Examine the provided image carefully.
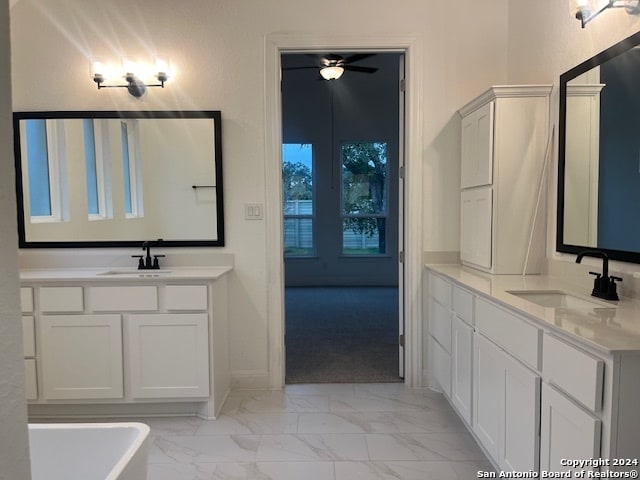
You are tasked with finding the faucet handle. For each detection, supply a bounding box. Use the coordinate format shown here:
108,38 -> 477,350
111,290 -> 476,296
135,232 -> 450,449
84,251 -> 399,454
607,276 -> 622,301
152,255 -> 165,269
132,255 -> 144,269
589,271 -> 604,296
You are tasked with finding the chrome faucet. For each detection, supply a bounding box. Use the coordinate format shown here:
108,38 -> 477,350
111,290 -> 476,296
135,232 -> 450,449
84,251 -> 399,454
132,240 -> 165,270
575,250 -> 621,301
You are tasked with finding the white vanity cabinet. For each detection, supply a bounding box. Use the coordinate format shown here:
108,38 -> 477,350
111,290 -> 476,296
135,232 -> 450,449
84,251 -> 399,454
425,266 -> 640,474
458,85 -> 552,274
427,270 -> 542,471
21,267 -> 231,419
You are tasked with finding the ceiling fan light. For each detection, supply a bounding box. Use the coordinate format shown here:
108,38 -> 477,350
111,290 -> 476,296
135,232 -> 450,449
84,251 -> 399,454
320,66 -> 344,80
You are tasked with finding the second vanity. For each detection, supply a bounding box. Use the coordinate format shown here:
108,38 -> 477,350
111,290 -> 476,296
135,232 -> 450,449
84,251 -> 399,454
19,266 -> 231,420
425,264 -> 640,474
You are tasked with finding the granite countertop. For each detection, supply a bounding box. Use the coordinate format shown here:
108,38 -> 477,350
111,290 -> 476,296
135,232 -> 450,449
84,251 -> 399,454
20,266 -> 232,283
426,264 -> 640,354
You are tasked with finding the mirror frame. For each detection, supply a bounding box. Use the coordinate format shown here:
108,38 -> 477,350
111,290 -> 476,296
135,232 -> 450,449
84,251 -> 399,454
557,30 -> 640,263
13,110 -> 225,248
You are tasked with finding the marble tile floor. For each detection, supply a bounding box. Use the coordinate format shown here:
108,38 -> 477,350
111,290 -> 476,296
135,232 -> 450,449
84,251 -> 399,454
140,383 -> 494,480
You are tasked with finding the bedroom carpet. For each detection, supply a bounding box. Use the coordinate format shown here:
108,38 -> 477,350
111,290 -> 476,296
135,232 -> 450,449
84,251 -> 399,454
285,286 -> 402,384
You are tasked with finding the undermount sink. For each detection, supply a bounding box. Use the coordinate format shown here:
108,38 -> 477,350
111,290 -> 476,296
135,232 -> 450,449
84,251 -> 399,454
98,269 -> 172,276
506,290 -> 614,309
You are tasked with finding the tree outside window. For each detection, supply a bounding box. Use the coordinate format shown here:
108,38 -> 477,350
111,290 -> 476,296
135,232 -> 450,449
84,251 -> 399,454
342,142 -> 388,255
282,144 -> 314,256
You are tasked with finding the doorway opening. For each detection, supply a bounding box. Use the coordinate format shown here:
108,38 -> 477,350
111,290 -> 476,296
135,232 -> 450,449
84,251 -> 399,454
281,51 -> 405,384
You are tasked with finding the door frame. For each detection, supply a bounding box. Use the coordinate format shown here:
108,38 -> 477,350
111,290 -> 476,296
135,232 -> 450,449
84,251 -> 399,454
264,34 -> 424,388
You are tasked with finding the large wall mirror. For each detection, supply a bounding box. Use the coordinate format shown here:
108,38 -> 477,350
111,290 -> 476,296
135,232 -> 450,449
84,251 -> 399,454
558,30 -> 640,263
14,111 -> 224,248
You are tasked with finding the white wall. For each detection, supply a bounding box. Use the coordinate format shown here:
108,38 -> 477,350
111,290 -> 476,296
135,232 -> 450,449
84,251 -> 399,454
10,0 -> 509,387
0,0 -> 31,477
506,0 -> 640,294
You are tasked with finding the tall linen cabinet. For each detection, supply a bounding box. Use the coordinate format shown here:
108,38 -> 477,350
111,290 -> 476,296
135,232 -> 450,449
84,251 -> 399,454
459,85 -> 552,274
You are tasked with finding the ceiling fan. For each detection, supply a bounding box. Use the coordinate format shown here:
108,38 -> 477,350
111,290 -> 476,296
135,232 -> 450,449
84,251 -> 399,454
283,53 -> 378,80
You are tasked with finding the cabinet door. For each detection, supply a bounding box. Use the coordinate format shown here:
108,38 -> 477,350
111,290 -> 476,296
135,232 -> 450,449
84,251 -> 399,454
429,335 -> 451,398
472,333 -> 504,462
540,383 -> 601,474
461,102 -> 493,188
451,315 -> 473,425
41,314 -> 123,400
461,186 -> 493,269
126,313 -> 210,398
502,352 -> 540,472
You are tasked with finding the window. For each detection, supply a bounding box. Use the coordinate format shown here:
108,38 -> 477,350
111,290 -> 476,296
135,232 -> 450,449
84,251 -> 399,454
282,143 -> 314,256
22,119 -> 68,222
83,119 -> 113,220
341,142 -> 388,255
121,120 -> 144,218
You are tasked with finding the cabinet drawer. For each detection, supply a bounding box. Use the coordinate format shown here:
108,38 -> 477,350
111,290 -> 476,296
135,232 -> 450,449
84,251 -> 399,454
430,274 -> 452,308
20,287 -> 33,313
22,316 -> 35,357
89,286 -> 158,311
40,286 -> 84,312
24,359 -> 37,400
165,285 -> 208,311
476,297 -> 541,370
453,287 -> 473,325
543,334 -> 604,412
429,299 -> 451,352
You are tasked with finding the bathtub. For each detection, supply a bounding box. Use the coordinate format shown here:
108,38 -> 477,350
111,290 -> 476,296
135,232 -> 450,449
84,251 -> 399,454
28,422 -> 150,480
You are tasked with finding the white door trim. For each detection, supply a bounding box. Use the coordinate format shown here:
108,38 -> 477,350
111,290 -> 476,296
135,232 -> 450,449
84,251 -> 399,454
264,34 -> 424,388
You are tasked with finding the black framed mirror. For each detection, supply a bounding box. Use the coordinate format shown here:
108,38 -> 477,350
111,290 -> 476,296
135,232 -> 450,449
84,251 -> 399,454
14,110 -> 224,248
558,30 -> 640,263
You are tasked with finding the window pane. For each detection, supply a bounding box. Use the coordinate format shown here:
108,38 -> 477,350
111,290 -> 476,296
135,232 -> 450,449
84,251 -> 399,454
343,218 -> 386,255
284,218 -> 314,256
341,142 -> 388,255
121,122 -> 132,215
25,120 -> 52,216
83,119 -> 99,215
282,144 -> 313,209
282,143 -> 313,257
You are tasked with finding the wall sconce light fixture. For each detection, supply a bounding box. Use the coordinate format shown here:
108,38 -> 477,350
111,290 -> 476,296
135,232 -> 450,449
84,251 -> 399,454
575,0 -> 640,27
91,57 -> 171,98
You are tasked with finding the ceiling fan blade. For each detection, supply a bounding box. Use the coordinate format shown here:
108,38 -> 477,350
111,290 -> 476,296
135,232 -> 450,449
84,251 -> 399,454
282,66 -> 320,71
344,65 -> 378,74
343,53 -> 376,64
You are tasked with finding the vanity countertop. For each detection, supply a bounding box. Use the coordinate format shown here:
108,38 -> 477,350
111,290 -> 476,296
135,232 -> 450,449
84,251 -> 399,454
20,266 -> 232,283
426,264 -> 640,354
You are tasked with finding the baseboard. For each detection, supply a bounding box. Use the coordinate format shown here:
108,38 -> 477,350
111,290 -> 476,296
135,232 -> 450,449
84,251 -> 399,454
230,370 -> 273,390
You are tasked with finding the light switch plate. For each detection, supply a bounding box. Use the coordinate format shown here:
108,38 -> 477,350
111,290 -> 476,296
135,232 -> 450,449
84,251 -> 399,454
245,203 -> 264,220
